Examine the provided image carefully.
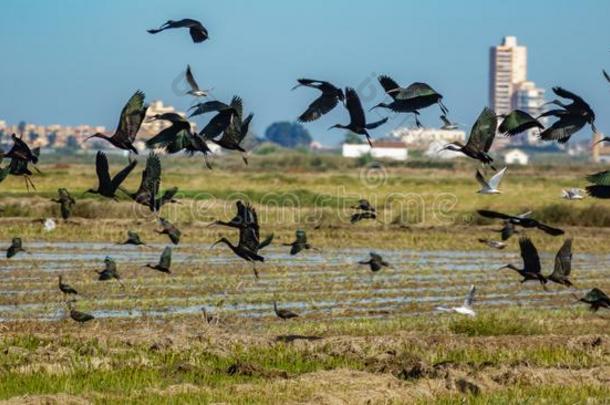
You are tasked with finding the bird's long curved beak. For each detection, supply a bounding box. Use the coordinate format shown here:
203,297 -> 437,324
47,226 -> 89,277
210,240 -> 221,249
497,265 -> 509,271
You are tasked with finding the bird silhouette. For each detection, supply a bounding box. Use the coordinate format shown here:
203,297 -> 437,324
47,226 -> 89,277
51,188 -> 76,221
478,209 -> 564,236
86,91 -> 148,154
273,301 -> 299,320
185,65 -> 210,97
95,257 -> 124,287
435,285 -> 476,317
441,108 -> 497,169
147,19 -> 209,43
119,230 -> 146,246
359,252 -> 390,272
576,288 -> 610,312
350,211 -> 378,224
145,246 -> 172,274
498,237 -> 548,288
538,87 -> 596,143
475,167 -> 507,194
351,199 -> 376,212
498,110 -> 544,136
121,153 -> 178,212
58,275 -> 78,296
67,301 -> 94,324
85,151 -> 137,200
207,96 -> 251,164
293,79 -> 345,122
585,170 -> 610,198
156,218 -> 181,245
283,230 -> 314,255
546,238 -> 574,287
2,136 -> 41,190
329,88 -> 388,147
6,237 -> 26,258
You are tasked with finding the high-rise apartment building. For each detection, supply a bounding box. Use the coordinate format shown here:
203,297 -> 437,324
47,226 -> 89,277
489,36 -> 527,116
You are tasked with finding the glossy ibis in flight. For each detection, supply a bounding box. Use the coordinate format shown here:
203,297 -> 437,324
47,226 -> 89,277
207,96 -> 251,164
6,237 -> 26,258
95,257 -> 124,287
122,153 -> 178,212
147,19 -> 209,43
210,200 -> 254,229
359,252 -> 390,272
498,237 -> 548,288
435,285 -> 476,317
58,275 -> 78,296
292,79 -> 345,122
576,288 -> 610,312
478,209 -> 564,236
538,87 -> 596,143
156,217 -> 181,245
441,108 -> 497,169
51,188 -> 76,221
330,87 -> 388,147
120,230 -> 146,246
547,238 -> 574,287
283,229 -> 314,255
145,246 -> 172,274
185,65 -> 210,97
85,152 -> 137,200
273,301 -> 299,320
498,110 -> 544,136
86,91 -> 148,154
475,167 -> 507,194
67,301 -> 94,324
5,134 -> 39,164
585,170 -> 610,198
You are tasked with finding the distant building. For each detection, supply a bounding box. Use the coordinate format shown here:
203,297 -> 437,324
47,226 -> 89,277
513,81 -> 548,145
504,148 -> 529,165
391,127 -> 465,151
593,132 -> 610,163
141,100 -> 195,137
342,140 -> 408,161
489,36 -> 527,116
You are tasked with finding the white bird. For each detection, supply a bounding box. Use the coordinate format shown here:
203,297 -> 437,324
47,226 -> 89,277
44,218 -> 56,232
435,285 -> 476,317
561,188 -> 585,200
440,114 -> 459,130
185,65 -> 210,97
475,167 -> 507,194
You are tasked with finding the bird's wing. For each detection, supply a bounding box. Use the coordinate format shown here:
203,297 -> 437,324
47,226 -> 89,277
377,75 -> 402,100
365,117 -> 389,130
539,115 -> 586,143
189,101 -> 230,117
586,185 -> 610,198
552,87 -> 589,107
189,27 -> 208,43
110,159 -> 137,191
604,69 -> 610,84
258,233 -> 274,250
552,238 -> 573,278
229,96 -> 244,121
238,113 -> 254,143
536,222 -> 565,236
402,82 -> 439,99
519,237 -> 542,274
344,88 -> 366,128
464,285 -> 476,307
200,110 -> 234,140
299,93 -> 340,122
185,65 -> 199,91
466,108 -> 497,152
440,115 -> 451,126
160,246 -> 172,269
499,110 -> 543,136
488,167 -> 507,190
146,125 -> 188,150
134,153 -> 161,200
501,222 -> 514,241
475,169 -> 489,189
477,210 -> 513,220
95,151 -> 112,189
586,170 -> 610,186
117,90 -> 147,143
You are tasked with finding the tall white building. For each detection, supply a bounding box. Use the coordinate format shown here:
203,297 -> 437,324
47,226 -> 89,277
513,81 -> 547,144
489,36 -> 527,116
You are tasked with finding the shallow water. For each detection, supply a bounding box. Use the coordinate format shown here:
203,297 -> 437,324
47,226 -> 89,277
0,242 -> 608,322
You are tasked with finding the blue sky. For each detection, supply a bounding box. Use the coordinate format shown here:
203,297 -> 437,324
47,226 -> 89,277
0,0 -> 608,145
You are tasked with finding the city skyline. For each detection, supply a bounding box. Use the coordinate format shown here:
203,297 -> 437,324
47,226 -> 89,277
0,0 -> 609,146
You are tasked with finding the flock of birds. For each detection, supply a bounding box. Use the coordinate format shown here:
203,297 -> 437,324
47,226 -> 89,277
1,16 -> 610,324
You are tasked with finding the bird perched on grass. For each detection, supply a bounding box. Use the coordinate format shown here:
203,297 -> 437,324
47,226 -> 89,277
575,288 -> 610,312
85,151 -> 137,200
561,188 -> 585,200
498,110 -> 544,137
51,188 -> 76,221
273,301 -> 299,320
329,88 -> 388,147
478,239 -> 506,250
538,87 -> 596,144
475,167 -> 507,194
359,252 -> 390,272
121,153 -> 178,212
145,246 -> 172,274
546,238 -> 574,287
350,211 -> 378,224
6,237 -> 26,258
292,79 -> 345,122
498,237 -> 548,288
478,209 -> 564,236
184,65 -> 210,97
351,199 -> 376,212
441,108 -> 497,169
283,230 -> 314,255
156,218 -> 181,245
95,257 -> 124,287
585,170 -> 610,198
120,230 -> 146,246
435,285 -> 476,317
67,301 -> 94,324
58,275 -> 78,297
147,18 -> 209,43
86,91 -> 148,154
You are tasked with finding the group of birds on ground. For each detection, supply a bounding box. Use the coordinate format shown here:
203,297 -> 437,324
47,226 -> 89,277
1,16 -> 610,323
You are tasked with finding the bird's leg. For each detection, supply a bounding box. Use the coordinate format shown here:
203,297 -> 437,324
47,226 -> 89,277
252,263 -> 259,280
414,115 -> 423,128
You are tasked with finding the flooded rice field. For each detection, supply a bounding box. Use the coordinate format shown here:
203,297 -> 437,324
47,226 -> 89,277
1,242 -> 609,323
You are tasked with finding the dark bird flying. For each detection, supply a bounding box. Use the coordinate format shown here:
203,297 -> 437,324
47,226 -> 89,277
147,19 -> 209,43
585,170 -> 610,198
6,237 -> 26,258
121,153 -> 178,212
538,87 -> 596,143
498,110 -> 544,136
576,288 -> 610,312
293,79 -> 345,122
441,108 -> 497,169
498,237 -> 548,288
85,151 -> 137,200
547,238 -> 574,287
478,209 -> 564,236
51,188 -> 76,221
145,246 -> 172,274
120,230 -> 146,246
283,229 -> 313,255
156,217 -> 181,245
359,252 -> 390,272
